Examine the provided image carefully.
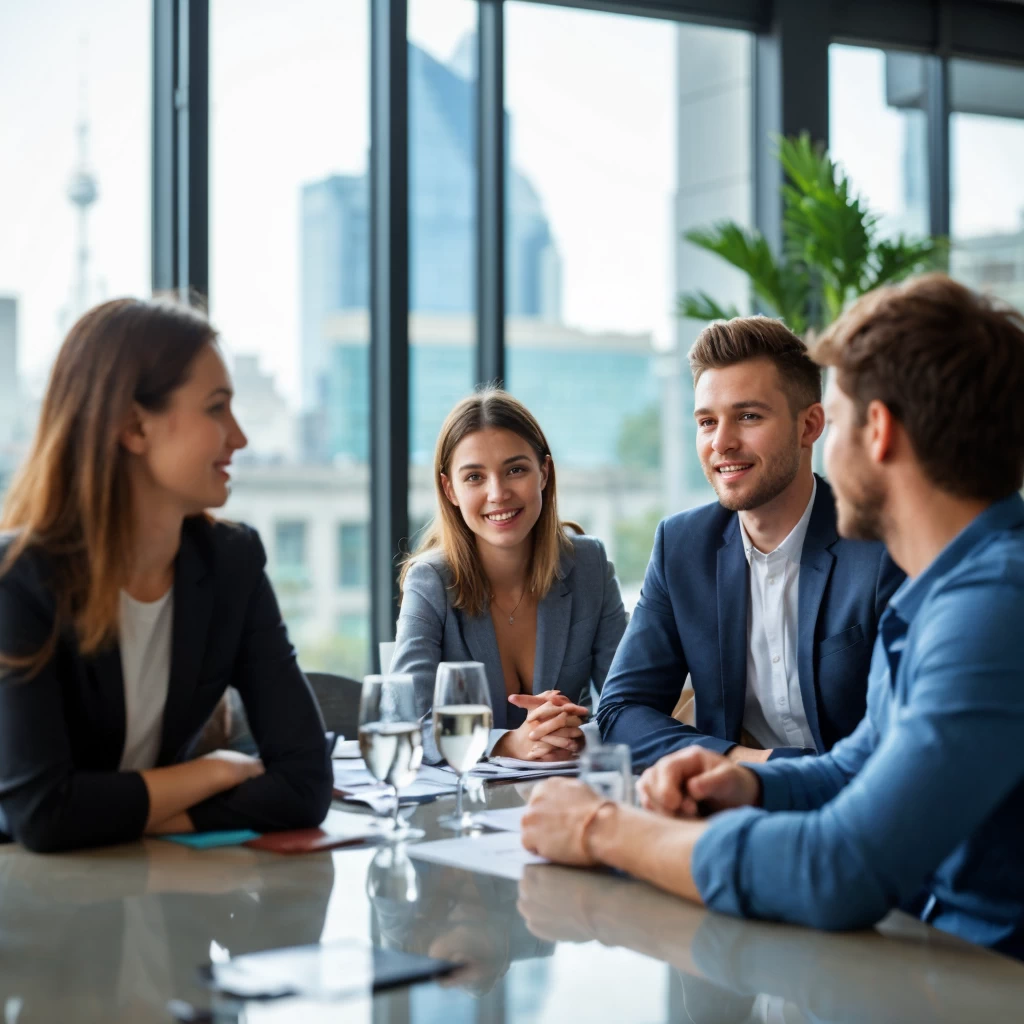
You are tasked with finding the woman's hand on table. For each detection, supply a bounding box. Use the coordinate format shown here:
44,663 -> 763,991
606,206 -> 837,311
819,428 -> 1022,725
492,690 -> 588,760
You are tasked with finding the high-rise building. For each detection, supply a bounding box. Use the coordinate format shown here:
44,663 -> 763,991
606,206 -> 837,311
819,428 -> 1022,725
319,310 -> 657,468
299,39 -> 562,442
299,176 -> 368,416
669,24 -> 753,509
231,354 -> 300,464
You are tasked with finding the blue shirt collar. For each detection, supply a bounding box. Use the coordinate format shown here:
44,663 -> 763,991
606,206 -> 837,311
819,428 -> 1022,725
888,492 -> 1024,625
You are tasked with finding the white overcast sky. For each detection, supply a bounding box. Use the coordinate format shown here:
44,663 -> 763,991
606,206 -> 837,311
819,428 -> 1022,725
2,0 -> 1023,404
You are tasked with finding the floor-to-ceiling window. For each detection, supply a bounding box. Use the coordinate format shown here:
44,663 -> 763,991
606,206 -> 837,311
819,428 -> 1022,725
504,5 -> 752,605
210,0 -> 371,677
949,59 -> 1024,310
829,45 -> 930,240
407,0 -> 478,555
0,0 -> 151,502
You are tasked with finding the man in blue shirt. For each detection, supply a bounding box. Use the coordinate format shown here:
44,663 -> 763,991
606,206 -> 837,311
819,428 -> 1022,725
522,273 -> 1024,955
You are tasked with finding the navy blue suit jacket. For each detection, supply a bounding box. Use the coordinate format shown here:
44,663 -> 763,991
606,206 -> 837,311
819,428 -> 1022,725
596,477 -> 904,769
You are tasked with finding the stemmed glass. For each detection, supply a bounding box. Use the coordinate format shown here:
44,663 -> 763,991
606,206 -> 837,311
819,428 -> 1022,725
433,661 -> 493,831
357,673 -> 425,842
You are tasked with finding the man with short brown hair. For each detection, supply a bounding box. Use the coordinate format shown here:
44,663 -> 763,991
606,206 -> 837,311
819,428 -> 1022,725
597,315 -> 902,768
525,275 -> 1024,957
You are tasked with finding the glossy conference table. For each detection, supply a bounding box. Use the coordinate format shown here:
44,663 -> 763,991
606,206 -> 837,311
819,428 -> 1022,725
2,782 -> 1024,1023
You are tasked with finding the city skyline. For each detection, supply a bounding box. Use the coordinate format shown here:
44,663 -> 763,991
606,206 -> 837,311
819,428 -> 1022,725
2,3 -> 1024,409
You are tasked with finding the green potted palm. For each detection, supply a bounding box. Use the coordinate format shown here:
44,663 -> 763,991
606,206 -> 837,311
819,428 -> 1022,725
677,134 -> 946,336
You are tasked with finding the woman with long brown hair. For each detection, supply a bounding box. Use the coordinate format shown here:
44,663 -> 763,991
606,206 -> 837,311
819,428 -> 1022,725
0,298 -> 331,852
391,388 -> 627,764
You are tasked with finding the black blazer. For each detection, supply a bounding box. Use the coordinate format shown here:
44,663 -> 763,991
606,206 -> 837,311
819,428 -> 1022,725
0,517 -> 332,852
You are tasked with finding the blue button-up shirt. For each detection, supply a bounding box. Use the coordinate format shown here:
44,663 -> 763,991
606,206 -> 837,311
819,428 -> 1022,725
692,493 -> 1024,953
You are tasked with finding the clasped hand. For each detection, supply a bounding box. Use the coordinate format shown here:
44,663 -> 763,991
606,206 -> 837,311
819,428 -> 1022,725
492,689 -> 588,761
635,746 -> 760,818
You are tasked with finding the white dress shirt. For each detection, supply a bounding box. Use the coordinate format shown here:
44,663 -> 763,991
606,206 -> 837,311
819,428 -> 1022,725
118,588 -> 173,771
737,479 -> 817,751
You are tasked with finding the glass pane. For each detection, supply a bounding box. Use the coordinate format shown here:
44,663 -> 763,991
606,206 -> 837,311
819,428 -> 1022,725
505,7 -> 753,605
950,59 -> 1024,310
407,1 -> 478,548
0,0 -> 151,500
338,523 -> 369,589
829,45 -> 929,239
275,521 -> 309,580
210,0 -> 371,676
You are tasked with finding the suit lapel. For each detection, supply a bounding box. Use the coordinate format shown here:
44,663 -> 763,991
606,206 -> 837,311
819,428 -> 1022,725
157,523 -> 214,765
796,479 -> 837,753
458,610 -> 508,728
534,550 -> 574,698
716,516 -> 749,741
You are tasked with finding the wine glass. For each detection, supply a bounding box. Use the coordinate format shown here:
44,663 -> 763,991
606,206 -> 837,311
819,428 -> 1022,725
358,673 -> 425,842
433,661 -> 493,831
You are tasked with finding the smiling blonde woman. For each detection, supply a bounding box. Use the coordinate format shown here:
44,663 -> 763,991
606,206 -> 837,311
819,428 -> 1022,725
391,387 -> 627,765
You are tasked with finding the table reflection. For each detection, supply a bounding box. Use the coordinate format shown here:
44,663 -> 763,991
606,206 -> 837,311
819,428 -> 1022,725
0,840 -> 335,1023
517,865 -> 1023,1024
367,841 -> 552,996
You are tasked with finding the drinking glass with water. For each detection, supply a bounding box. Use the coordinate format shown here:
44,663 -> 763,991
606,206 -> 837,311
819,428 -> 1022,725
358,673 -> 426,842
580,743 -> 633,804
433,661 -> 492,830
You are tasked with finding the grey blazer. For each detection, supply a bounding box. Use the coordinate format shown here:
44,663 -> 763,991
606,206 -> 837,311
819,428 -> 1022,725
391,535 -> 627,763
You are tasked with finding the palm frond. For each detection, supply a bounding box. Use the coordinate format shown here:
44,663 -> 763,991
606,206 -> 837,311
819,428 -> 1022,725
676,291 -> 741,322
675,132 -> 943,338
683,222 -> 810,330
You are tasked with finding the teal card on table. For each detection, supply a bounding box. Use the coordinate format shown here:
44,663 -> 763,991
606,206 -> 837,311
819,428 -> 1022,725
161,830 -> 261,849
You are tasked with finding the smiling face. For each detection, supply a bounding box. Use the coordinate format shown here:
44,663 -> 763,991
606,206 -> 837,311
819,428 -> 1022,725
123,343 -> 248,515
694,356 -> 813,512
441,427 -> 550,554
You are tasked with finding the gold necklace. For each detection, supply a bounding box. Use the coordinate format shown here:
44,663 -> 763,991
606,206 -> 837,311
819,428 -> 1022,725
492,588 -> 526,625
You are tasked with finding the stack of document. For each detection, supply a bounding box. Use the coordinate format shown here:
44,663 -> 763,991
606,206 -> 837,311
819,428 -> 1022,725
467,756 -> 581,782
331,756 -> 580,813
332,761 -> 457,813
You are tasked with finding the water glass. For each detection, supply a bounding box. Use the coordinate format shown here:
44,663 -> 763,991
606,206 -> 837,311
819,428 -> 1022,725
580,743 -> 633,804
433,661 -> 492,830
358,673 -> 425,842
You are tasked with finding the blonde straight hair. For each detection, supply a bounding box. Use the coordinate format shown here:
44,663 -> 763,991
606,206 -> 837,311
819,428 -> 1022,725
400,388 -> 577,617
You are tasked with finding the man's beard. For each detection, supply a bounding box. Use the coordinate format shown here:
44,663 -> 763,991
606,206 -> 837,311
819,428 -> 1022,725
705,438 -> 802,513
836,469 -> 887,542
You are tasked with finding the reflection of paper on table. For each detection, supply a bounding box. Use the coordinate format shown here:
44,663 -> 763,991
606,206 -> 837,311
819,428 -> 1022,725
475,805 -> 528,833
332,738 -> 362,759
211,940 -> 372,1000
409,829 -> 546,881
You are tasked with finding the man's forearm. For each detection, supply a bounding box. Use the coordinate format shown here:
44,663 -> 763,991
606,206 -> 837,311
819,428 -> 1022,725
600,703 -> 735,769
586,803 -> 710,905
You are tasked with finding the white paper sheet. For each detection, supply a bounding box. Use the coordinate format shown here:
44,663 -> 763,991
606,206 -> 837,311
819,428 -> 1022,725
332,761 -> 457,802
488,755 -> 581,771
474,805 -> 528,833
408,829 -> 547,881
331,738 -> 362,759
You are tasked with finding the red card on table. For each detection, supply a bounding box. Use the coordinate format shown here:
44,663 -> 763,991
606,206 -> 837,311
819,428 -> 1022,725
243,809 -> 387,854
